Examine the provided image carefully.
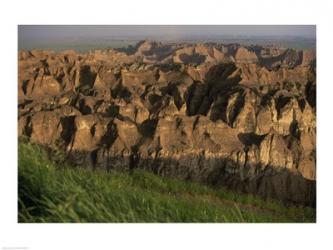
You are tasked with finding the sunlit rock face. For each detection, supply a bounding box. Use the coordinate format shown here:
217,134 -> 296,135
18,40 -> 316,206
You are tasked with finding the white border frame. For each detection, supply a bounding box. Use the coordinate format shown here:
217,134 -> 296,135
1,0 -> 333,249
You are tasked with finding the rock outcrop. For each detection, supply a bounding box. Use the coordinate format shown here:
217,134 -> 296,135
18,41 -> 316,206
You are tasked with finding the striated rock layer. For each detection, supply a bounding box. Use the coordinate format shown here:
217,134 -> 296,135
18,41 -> 316,206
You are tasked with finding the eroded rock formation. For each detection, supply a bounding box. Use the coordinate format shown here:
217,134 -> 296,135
18,41 -> 316,206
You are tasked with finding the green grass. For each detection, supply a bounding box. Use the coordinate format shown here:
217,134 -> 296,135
18,141 -> 316,223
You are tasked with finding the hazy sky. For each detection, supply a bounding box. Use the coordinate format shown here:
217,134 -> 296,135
19,25 -> 316,41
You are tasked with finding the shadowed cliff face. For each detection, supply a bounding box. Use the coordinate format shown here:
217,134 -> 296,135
18,40 -> 316,206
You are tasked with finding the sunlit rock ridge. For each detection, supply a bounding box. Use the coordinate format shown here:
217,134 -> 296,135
18,40 -> 316,206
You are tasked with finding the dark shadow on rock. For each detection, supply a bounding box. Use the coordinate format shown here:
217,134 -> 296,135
305,81 -> 316,109
184,63 -> 242,118
78,65 -> 97,89
289,120 -> 301,139
205,63 -> 238,83
60,116 -> 76,146
104,104 -> 119,117
179,53 -> 206,65
297,98 -> 306,112
238,132 -> 266,147
138,118 -> 158,138
111,83 -> 132,102
99,121 -> 118,148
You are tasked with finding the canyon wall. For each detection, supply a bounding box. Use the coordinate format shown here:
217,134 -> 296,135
18,41 -> 316,206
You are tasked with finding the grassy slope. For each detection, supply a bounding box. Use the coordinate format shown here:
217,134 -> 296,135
18,142 -> 315,223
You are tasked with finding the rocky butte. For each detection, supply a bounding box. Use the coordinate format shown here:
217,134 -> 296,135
18,40 -> 316,206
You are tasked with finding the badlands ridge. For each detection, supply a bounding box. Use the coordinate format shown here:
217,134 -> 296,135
18,40 -> 316,205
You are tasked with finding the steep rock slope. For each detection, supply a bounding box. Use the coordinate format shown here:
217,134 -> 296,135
18,41 -> 316,206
